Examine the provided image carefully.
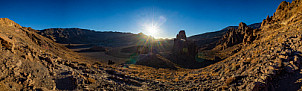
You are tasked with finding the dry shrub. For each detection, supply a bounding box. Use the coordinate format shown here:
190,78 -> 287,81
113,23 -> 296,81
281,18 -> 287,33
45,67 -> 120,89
251,59 -> 258,64
245,58 -> 252,63
87,77 -> 96,83
220,85 -> 228,90
225,77 -> 236,86
231,64 -> 240,70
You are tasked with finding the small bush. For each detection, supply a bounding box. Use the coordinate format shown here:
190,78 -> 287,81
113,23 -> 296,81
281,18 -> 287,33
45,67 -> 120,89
225,77 -> 236,85
87,78 -> 96,83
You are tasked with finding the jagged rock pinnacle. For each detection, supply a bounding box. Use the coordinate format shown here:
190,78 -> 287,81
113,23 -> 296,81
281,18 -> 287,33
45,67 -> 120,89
239,22 -> 247,30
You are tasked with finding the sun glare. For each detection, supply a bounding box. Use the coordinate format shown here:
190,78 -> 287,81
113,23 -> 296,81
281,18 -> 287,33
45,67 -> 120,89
140,16 -> 167,38
146,25 -> 158,36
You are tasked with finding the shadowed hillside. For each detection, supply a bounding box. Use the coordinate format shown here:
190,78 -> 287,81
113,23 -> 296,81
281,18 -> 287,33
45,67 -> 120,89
38,28 -> 150,47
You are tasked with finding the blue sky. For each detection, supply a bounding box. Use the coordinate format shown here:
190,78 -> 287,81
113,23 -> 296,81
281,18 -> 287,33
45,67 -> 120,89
0,0 -> 291,38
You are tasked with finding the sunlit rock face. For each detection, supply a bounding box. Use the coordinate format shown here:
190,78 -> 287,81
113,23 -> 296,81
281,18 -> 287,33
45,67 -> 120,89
0,18 -> 22,28
216,22 -> 259,50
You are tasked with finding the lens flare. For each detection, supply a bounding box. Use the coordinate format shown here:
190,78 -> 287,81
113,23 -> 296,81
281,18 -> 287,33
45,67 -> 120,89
146,25 -> 158,36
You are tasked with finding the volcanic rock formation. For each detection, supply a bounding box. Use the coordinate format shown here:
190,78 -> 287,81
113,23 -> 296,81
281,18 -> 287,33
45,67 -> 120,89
172,30 -> 197,58
169,30 -> 201,68
216,22 -> 260,50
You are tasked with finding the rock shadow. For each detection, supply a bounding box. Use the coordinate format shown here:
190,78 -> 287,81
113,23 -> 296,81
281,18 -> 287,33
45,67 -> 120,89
55,76 -> 77,90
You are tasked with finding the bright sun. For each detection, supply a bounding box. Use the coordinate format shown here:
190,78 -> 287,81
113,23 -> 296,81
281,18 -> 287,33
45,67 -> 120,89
145,25 -> 159,37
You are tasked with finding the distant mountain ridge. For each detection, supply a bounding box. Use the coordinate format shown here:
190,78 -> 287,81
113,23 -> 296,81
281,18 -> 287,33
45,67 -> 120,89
38,28 -> 149,47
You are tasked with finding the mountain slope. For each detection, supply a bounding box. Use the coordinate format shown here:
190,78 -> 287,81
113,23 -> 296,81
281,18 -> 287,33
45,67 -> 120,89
0,18 -> 155,90
184,0 -> 302,90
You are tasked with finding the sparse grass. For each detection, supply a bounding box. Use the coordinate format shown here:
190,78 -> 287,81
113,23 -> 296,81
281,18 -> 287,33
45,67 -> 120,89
114,64 -> 196,83
224,68 -> 230,74
231,63 -> 240,71
211,72 -> 219,76
220,85 -> 228,90
0,82 -> 9,91
247,67 -> 255,73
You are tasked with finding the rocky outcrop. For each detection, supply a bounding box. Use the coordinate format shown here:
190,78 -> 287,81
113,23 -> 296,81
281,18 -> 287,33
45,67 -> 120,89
261,0 -> 302,29
0,18 -> 22,28
188,23 -> 261,51
172,30 -> 197,57
169,30 -> 201,68
261,15 -> 272,27
216,22 -> 259,49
